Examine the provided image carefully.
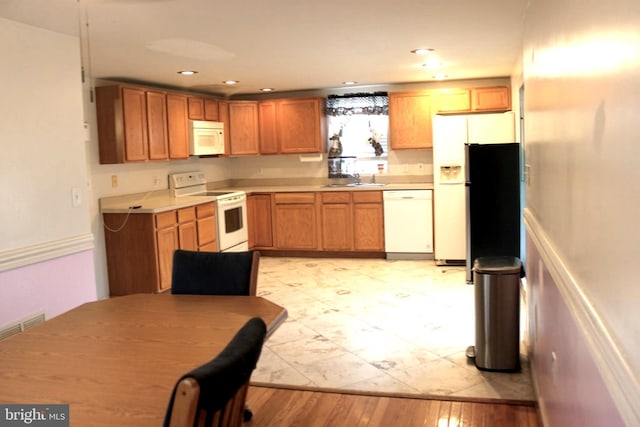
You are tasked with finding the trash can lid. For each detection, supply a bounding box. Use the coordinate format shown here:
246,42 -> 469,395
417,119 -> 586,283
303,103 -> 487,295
473,256 -> 522,274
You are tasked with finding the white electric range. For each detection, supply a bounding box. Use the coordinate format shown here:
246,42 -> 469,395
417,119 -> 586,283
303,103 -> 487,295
169,172 -> 248,252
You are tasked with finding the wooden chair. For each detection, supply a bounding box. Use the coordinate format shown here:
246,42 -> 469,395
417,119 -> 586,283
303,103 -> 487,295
171,250 -> 260,297
164,317 -> 267,427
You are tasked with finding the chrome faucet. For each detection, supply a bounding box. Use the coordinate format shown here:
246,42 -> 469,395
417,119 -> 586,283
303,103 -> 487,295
371,173 -> 376,184
351,173 -> 361,184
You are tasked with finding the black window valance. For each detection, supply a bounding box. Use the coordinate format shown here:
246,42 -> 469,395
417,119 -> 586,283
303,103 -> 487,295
326,92 -> 388,116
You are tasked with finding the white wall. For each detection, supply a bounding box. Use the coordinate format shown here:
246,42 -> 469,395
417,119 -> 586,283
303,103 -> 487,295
0,17 -> 96,326
522,0 -> 640,424
0,17 -> 90,252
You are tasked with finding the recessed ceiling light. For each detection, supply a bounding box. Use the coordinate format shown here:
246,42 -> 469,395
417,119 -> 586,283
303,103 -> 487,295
421,58 -> 444,69
342,81 -> 358,85
177,70 -> 198,75
433,73 -> 448,80
222,80 -> 239,85
260,88 -> 274,92
411,48 -> 434,55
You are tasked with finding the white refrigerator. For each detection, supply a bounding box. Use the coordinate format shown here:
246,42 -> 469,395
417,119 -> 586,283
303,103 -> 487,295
432,112 -> 515,265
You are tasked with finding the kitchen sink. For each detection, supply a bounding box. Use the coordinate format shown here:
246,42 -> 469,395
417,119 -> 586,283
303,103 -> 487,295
324,182 -> 386,188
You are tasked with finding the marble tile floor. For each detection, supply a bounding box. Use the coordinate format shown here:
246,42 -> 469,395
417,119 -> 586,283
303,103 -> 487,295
252,256 -> 536,402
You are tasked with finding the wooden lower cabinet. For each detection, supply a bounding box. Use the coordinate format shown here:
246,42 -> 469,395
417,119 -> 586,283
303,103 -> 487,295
251,190 -> 384,253
196,203 -> 217,252
320,191 -> 384,251
273,193 -> 319,250
248,194 -> 274,248
352,191 -> 384,251
103,202 -> 217,296
321,192 -> 353,250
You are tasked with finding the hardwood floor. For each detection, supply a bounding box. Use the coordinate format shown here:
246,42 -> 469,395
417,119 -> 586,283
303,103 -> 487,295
246,386 -> 542,427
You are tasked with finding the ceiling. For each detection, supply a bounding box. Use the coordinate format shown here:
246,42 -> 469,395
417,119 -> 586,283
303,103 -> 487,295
1,0 -> 528,97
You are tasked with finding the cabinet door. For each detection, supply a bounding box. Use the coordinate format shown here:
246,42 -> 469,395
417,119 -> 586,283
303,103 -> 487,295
166,94 -> 190,159
204,99 -> 219,121
436,89 -> 471,114
229,101 -> 260,155
156,226 -> 178,292
472,86 -> 511,111
122,87 -> 149,161
273,193 -> 318,249
321,203 -> 353,250
247,194 -> 273,248
258,101 -> 278,154
353,203 -> 384,251
178,222 -> 198,250
146,90 -> 169,160
389,92 -> 433,149
197,216 -> 217,250
277,98 -> 323,153
188,96 -> 205,120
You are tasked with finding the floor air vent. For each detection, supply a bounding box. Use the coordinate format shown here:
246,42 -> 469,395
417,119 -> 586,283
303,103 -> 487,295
0,312 -> 46,341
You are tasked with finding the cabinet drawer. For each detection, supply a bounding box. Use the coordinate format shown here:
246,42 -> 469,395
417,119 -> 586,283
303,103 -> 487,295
177,207 -> 196,223
353,191 -> 382,203
196,202 -> 215,218
199,241 -> 218,252
155,211 -> 177,229
321,192 -> 351,203
274,192 -> 316,204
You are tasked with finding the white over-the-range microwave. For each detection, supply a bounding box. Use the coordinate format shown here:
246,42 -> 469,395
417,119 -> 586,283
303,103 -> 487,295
189,120 -> 224,156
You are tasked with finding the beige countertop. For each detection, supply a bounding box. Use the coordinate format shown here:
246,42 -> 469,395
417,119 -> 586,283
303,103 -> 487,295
100,182 -> 434,214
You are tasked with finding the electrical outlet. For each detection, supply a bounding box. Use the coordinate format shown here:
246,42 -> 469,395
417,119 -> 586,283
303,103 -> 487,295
152,176 -> 161,187
111,175 -> 118,188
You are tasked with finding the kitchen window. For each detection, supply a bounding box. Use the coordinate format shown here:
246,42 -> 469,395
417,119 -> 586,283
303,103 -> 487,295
326,92 -> 388,174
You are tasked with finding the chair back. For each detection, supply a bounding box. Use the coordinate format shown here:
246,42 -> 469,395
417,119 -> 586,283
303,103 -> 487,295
171,250 -> 260,296
164,317 -> 267,427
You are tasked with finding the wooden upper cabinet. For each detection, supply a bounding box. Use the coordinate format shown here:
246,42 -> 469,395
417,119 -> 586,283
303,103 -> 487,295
389,91 -> 433,149
228,101 -> 260,155
276,97 -> 324,154
96,85 -> 149,163
436,89 -> 471,113
204,99 -> 219,121
188,96 -> 220,121
166,93 -> 190,159
472,86 -> 511,111
187,96 -> 205,120
121,87 -> 149,161
258,101 -> 278,154
145,90 -> 169,160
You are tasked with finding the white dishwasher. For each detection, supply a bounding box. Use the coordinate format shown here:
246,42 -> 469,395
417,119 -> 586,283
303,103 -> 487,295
383,190 -> 433,259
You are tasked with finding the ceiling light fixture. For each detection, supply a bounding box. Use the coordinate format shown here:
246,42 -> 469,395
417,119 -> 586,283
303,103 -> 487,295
177,70 -> 198,75
342,81 -> 358,85
433,73 -> 448,80
411,48 -> 434,55
421,58 -> 444,69
260,88 -> 274,92
222,80 -> 239,85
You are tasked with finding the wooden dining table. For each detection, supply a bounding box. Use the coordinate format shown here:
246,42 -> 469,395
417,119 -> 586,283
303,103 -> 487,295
0,293 -> 287,426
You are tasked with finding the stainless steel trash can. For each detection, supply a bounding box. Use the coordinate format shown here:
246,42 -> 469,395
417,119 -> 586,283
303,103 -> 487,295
473,256 -> 522,371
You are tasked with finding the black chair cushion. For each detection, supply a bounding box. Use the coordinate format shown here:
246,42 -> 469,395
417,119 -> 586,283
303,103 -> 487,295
171,250 -> 254,296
